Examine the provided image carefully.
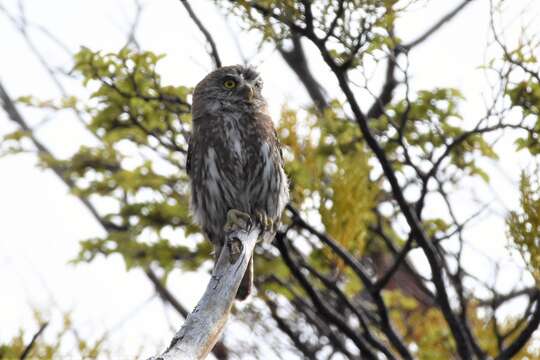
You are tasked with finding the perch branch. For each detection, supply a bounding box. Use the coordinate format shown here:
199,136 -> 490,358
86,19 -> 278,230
151,224 -> 260,360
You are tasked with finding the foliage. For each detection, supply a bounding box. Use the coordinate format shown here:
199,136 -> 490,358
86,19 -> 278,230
49,48 -> 206,273
507,170 -> 540,283
377,88 -> 498,182
279,102 -> 377,256
0,311 -> 110,360
218,0 -> 408,67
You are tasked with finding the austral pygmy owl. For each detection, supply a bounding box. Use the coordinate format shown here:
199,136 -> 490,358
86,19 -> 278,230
187,65 -> 289,300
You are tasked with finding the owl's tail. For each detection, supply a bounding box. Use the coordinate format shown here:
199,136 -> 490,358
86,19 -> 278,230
236,255 -> 253,300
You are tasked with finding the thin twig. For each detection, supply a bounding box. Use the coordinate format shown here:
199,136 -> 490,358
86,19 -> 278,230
124,0 -> 144,49
402,0 -> 476,51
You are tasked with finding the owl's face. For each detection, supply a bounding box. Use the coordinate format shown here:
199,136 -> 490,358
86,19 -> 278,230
192,65 -> 266,115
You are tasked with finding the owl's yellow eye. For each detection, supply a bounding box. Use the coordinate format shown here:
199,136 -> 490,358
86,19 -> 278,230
223,79 -> 237,89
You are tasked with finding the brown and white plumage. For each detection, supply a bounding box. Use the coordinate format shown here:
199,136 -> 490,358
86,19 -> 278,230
187,65 -> 289,300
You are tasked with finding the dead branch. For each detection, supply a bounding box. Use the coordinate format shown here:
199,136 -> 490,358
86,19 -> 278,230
150,224 -> 260,360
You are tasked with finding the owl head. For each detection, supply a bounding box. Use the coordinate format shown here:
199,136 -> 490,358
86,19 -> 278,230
192,65 -> 265,116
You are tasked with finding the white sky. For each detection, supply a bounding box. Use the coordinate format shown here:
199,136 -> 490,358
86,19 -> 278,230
1,0 -> 539,359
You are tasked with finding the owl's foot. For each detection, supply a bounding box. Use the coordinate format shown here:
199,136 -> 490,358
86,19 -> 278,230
224,209 -> 252,233
224,209 -> 252,264
255,210 -> 275,233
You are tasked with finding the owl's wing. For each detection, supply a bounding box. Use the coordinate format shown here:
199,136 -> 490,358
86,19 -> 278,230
256,112 -> 285,164
186,136 -> 193,176
187,113 -> 221,176
264,115 -> 285,170
274,127 -> 284,166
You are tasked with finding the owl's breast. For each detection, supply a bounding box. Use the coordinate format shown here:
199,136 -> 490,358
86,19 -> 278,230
222,114 -> 246,167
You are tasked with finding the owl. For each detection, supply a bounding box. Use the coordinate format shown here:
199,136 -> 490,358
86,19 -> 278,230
187,65 -> 289,300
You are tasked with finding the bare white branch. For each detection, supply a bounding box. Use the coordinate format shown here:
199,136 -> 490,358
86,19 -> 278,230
150,224 -> 260,360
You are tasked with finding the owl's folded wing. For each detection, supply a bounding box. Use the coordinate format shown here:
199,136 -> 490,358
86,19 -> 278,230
186,136 -> 193,176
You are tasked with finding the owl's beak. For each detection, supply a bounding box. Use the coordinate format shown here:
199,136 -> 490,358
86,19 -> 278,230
240,84 -> 254,101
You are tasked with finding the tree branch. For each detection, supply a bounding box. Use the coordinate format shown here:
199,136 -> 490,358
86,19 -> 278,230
124,0 -> 143,50
298,260 -> 396,359
0,81 -> 108,228
335,65 -> 475,359
287,206 -> 412,359
151,224 -> 260,360
275,232 -> 377,359
146,268 -> 189,318
19,322 -> 48,360
270,14 -> 477,353
179,0 -> 222,69
366,52 -> 398,120
265,297 -> 318,360
402,0 -> 475,51
278,34 -> 328,112
495,291 -> 540,359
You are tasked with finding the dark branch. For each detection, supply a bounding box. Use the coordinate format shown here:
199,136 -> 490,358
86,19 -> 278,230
19,322 -> 48,360
495,291 -> 540,359
124,0 -> 143,50
478,287 -> 539,308
402,0 -> 476,51
0,81 -> 108,228
263,7 -> 477,354
373,236 -> 413,292
298,260 -> 396,359
275,232 -> 377,359
146,268 -> 189,317
366,52 -> 398,120
278,34 -> 328,112
287,206 -> 413,359
265,297 -> 318,360
179,0 -> 222,69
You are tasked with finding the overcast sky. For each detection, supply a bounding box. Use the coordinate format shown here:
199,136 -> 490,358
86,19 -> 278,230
1,0 -> 539,358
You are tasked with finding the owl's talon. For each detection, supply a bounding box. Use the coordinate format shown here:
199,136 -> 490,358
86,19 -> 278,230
255,211 -> 274,233
224,209 -> 252,232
